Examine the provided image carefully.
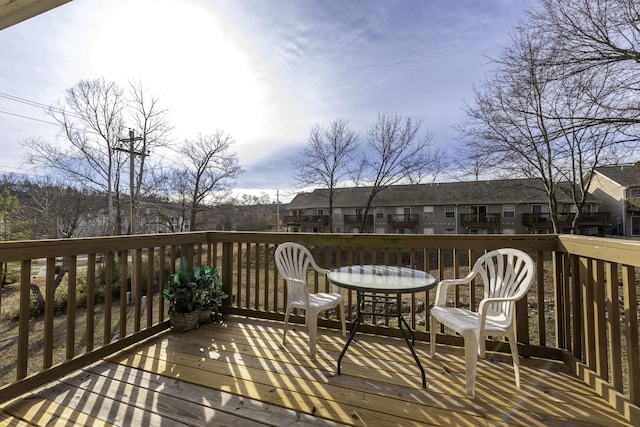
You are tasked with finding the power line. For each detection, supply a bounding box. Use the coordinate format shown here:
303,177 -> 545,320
0,110 -> 57,126
0,91 -> 83,120
0,92 -> 52,110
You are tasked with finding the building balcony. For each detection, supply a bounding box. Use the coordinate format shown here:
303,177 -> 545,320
387,213 -> 419,227
460,213 -> 501,228
522,212 -> 610,227
283,215 -> 329,227
0,232 -> 638,425
343,214 -> 373,227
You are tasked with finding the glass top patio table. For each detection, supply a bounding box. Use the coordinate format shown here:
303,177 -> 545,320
327,265 -> 436,293
327,265 -> 437,388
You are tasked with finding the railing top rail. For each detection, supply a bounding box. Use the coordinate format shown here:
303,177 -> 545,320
557,234 -> 640,266
0,231 -> 560,262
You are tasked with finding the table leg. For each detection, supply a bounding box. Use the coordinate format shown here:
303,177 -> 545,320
397,294 -> 427,388
337,291 -> 363,375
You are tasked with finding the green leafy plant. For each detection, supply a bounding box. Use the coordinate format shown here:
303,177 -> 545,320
162,256 -> 227,314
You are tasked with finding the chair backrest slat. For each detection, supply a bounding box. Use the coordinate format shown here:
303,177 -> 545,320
473,248 -> 535,325
275,242 -> 313,304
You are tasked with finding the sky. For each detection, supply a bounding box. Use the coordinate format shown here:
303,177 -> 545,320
0,0 -> 534,202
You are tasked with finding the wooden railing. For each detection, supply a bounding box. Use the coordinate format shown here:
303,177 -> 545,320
0,231 -> 638,421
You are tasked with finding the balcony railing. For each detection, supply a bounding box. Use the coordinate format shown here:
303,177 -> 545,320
522,212 -> 611,227
387,213 -> 419,227
0,232 -> 638,422
343,214 -> 373,226
460,213 -> 501,227
283,215 -> 329,226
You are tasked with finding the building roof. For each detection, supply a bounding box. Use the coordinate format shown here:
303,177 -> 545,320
288,178 -> 587,209
593,163 -> 640,188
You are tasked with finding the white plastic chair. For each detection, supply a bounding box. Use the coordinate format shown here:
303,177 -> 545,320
275,242 -> 346,359
430,248 -> 535,398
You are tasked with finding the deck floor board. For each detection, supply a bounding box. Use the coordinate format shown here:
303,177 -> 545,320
0,316 -> 634,426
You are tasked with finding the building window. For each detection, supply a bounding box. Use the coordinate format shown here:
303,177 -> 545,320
502,228 -> 516,234
424,206 -> 434,218
632,215 -> 640,236
629,187 -> 640,198
445,227 -> 455,234
375,227 -> 386,234
423,227 -> 434,235
445,205 -> 455,218
503,205 -> 515,218
375,207 -> 384,219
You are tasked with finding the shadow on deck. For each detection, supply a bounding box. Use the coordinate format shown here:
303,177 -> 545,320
0,315 -> 633,426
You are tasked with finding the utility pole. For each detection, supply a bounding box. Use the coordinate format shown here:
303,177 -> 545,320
116,129 -> 144,235
116,129 -> 145,307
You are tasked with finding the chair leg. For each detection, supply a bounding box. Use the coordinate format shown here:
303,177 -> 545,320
507,328 -> 521,388
282,306 -> 290,346
339,302 -> 346,337
478,334 -> 486,359
430,315 -> 437,357
463,331 -> 478,399
307,311 -> 318,359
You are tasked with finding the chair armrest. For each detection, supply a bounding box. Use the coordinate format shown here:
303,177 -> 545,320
434,271 -> 477,306
476,296 -> 521,333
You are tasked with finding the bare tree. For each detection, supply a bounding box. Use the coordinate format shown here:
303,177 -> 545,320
527,0 -> 640,130
462,26 -> 631,232
292,119 -> 359,232
127,78 -> 172,211
23,78 -> 171,235
170,132 -> 242,231
357,112 -> 445,232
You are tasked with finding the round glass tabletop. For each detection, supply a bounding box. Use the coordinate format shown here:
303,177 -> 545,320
327,265 -> 436,293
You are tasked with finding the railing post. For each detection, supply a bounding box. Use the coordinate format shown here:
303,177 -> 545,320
222,241 -> 234,309
622,265 -> 640,405
17,260 -> 31,380
553,251 -> 566,349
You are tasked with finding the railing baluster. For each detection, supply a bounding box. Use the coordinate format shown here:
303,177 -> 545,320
159,246 -> 166,322
119,251 -> 128,339
593,259 -> 608,380
536,251 -> 545,346
44,257 -> 55,369
146,247 -> 154,328
86,253 -> 96,352
134,248 -> 142,332
622,265 -> 640,405
104,251 -> 114,344
606,262 -> 623,392
66,255 -> 77,360
17,259 -> 31,380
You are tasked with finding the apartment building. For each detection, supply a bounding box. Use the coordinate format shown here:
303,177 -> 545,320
285,178 -> 610,235
587,162 -> 640,238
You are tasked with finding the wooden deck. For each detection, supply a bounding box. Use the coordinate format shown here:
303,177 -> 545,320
0,315 -> 634,426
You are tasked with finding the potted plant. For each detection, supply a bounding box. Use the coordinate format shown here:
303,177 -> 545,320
162,256 -> 228,332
